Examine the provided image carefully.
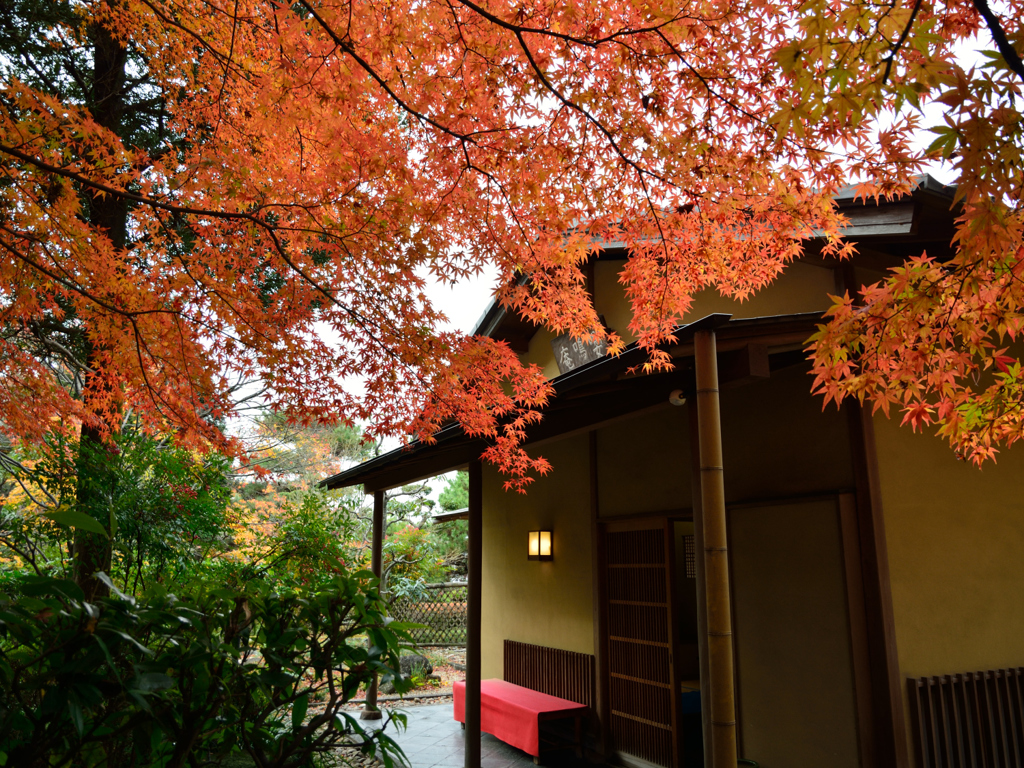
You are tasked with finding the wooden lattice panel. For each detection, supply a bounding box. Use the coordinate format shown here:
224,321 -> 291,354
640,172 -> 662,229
607,564 -> 669,603
606,529 -> 666,566
608,638 -> 672,685
610,712 -> 674,767
604,525 -> 678,767
388,582 -> 467,646
610,676 -> 674,723
608,603 -> 670,644
683,535 -> 696,579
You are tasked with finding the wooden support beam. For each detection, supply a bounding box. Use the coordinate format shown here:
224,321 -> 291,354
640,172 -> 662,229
361,489 -> 386,721
694,329 -> 738,768
465,460 -> 483,768
717,344 -> 770,389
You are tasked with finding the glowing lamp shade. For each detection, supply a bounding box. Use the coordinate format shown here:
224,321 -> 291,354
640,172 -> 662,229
528,530 -> 553,561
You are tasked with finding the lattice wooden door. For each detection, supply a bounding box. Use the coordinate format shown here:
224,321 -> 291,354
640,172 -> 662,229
603,519 -> 682,767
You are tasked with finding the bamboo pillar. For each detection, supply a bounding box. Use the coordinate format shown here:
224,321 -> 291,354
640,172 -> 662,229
465,460 -> 483,768
688,399 -> 714,768
693,329 -> 738,768
361,489 -> 386,721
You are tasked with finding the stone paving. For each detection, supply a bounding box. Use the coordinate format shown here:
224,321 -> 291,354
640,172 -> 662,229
376,703 -> 600,768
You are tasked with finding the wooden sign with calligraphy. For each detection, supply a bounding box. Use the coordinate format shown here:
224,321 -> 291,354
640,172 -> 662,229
551,332 -> 608,374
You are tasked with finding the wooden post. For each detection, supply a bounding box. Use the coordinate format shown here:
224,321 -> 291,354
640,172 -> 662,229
835,266 -> 908,768
846,403 -> 909,768
590,431 -> 611,758
694,329 -> 738,768
466,460 -> 483,768
361,489 -> 386,721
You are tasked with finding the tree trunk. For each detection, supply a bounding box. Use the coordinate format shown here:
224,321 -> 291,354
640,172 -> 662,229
73,422 -> 114,602
73,9 -> 129,602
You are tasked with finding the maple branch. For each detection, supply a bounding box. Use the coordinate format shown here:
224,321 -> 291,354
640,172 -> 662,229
0,231 -> 175,323
510,29 -> 674,192
436,0 -> 765,151
0,534 -> 46,576
152,215 -> 277,347
220,0 -> 243,101
1,142 -> 268,225
971,0 -> 1024,83
2,142 -> 388,344
171,312 -> 202,418
649,29 -> 866,169
27,323 -> 92,376
449,0 -> 703,49
457,142 -> 531,243
295,0 -> 497,144
880,0 -> 924,84
653,29 -> 763,125
132,0 -> 252,81
118,307 -> 227,443
0,452 -> 59,510
3,185 -> 396,431
506,29 -> 676,269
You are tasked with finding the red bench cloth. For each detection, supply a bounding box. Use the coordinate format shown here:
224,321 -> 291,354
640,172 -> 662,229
453,679 -> 588,757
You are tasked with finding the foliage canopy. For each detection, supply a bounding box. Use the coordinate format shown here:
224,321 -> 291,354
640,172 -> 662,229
3,0 -> 1024,481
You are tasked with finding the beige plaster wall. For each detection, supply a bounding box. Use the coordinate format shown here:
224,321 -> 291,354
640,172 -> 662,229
522,260 -> 837,376
480,433 -> 596,680
595,406 -> 691,518
520,326 -> 562,381
872,416 -> 1024,739
720,363 -> 855,502
685,261 -> 836,325
593,259 -> 836,347
730,499 -> 860,768
572,365 -> 854,520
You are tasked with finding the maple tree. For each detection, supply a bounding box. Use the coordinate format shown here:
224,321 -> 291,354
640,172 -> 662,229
2,0 -> 1024,601
801,0 -> 1024,464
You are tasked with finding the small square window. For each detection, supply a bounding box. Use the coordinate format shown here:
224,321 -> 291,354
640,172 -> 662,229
683,535 -> 696,579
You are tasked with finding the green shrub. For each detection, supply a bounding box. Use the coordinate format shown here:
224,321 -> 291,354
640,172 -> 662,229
0,570 -> 412,768
237,491 -> 361,591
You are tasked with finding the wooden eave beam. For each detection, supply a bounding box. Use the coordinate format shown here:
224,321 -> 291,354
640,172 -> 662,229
361,445 -> 480,492
336,314 -> 818,493
433,507 -> 470,523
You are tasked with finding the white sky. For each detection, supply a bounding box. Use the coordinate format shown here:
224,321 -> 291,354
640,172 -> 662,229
422,266 -> 499,335
380,267 -> 498,503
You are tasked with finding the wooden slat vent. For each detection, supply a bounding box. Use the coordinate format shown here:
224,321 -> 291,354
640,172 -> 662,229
503,639 -> 595,708
909,667 -> 1024,768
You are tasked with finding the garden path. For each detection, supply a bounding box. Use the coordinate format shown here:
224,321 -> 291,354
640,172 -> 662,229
375,703 -> 601,768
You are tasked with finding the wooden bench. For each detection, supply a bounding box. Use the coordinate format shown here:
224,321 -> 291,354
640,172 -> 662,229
453,679 -> 588,765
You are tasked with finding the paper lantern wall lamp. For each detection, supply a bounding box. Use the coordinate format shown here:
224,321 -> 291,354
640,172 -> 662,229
528,530 -> 553,561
